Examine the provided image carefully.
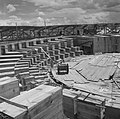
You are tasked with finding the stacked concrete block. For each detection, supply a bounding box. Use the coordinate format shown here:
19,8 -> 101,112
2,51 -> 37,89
65,38 -> 74,47
48,50 -> 54,56
36,39 -> 41,44
48,44 -> 54,50
47,41 -> 61,61
0,36 -> 84,91
0,54 -> 22,78
21,42 -> 27,48
58,39 -> 72,58
29,66 -> 39,76
14,43 -> 20,51
22,56 -> 35,66
36,55 -> 40,63
60,40 -> 68,49
60,40 -> 72,59
65,47 -> 75,57
19,42 -> 23,49
54,42 -> 61,49
33,38 -> 42,46
42,45 -> 49,52
38,47 -> 42,53
7,44 -> 13,51
0,45 -> 9,55
14,65 -> 29,74
54,50 -> 60,59
29,41 -> 34,46
39,53 -> 45,59
15,62 -> 30,86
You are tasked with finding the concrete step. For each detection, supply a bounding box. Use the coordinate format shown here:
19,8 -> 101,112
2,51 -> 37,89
71,46 -> 80,52
65,53 -> 70,58
47,50 -> 54,56
0,71 -> 14,78
30,72 -> 40,76
55,55 -> 60,61
0,58 -> 19,63
29,66 -> 39,70
0,62 -> 16,67
35,79 -> 44,84
54,50 -> 60,55
60,54 -> 65,59
35,75 -> 48,80
39,53 -> 45,59
51,56 -> 55,61
24,75 -> 35,84
14,67 -> 29,74
75,50 -> 83,56
70,52 -> 75,57
15,64 -> 28,68
65,47 -> 71,53
60,48 -> 65,54
29,69 -> 39,74
0,66 -> 14,73
24,56 -> 37,63
19,72 -> 30,77
5,51 -> 24,55
16,62 -> 29,66
0,55 -> 22,59
20,58 -> 33,65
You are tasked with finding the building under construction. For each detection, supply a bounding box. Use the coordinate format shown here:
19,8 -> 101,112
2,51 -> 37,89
0,23 -> 120,119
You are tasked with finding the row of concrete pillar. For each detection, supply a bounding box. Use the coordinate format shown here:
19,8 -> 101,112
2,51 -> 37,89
1,37 -> 82,90
13,38 -> 82,77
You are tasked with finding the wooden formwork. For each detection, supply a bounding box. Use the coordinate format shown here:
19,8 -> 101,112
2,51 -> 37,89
0,77 -> 20,100
0,85 -> 64,119
63,89 -> 106,119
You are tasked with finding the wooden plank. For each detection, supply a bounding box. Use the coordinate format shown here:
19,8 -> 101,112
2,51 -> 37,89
0,77 -> 19,94
63,89 -> 78,119
0,87 -> 20,100
70,70 -> 88,83
49,110 -> 64,119
91,67 -> 106,81
33,102 -> 63,119
74,59 -> 90,71
0,85 -> 62,119
84,65 -> 98,81
89,55 -> 104,66
0,77 -> 19,99
77,100 -> 101,116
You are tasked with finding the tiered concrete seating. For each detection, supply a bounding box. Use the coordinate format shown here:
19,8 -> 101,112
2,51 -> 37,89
13,48 -> 48,90
60,38 -> 83,56
0,53 -> 23,78
0,37 -> 83,91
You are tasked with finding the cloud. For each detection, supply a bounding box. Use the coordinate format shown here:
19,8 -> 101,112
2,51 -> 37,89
0,11 -> 5,15
42,7 -> 110,24
9,15 -> 22,23
0,15 -> 30,26
35,9 -> 45,16
93,0 -> 120,8
22,0 -> 120,15
23,0 -> 59,7
38,12 -> 45,16
46,7 -> 86,18
28,17 -> 44,26
6,4 -> 16,13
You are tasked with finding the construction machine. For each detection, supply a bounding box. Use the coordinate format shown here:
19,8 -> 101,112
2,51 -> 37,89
57,63 -> 69,75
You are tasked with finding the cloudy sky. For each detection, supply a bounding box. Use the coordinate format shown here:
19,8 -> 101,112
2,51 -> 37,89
0,0 -> 120,26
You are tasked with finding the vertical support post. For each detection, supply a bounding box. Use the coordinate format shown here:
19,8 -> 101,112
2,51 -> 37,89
0,32 -> 3,41
16,22 -> 18,40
